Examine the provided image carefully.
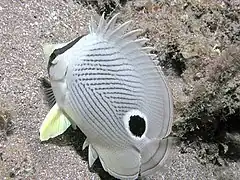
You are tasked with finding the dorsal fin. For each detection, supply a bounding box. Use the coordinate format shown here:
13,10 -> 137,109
88,13 -> 154,63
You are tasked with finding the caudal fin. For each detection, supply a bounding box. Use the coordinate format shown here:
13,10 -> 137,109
93,144 -> 141,180
140,138 -> 172,177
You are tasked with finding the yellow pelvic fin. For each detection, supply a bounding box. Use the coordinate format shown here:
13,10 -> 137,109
39,104 -> 71,141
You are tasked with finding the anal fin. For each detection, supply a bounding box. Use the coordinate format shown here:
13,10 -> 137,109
88,144 -> 98,167
82,139 -> 89,150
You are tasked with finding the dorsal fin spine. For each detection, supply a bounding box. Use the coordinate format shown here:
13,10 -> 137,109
96,12 -> 106,34
121,29 -> 143,40
107,20 -> 132,39
102,13 -> 120,35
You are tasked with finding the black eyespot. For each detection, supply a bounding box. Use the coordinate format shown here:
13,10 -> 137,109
129,115 -> 146,137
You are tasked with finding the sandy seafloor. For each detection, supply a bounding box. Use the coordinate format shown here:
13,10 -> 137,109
0,0 -> 239,179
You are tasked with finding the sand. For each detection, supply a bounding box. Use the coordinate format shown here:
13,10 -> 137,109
0,0 -> 239,179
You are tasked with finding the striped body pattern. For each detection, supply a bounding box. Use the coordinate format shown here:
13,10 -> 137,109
45,13 -> 173,179
69,38 -> 145,146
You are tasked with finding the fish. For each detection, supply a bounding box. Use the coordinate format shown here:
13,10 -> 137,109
40,13 -> 173,179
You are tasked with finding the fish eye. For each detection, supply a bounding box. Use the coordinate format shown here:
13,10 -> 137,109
123,110 -> 147,139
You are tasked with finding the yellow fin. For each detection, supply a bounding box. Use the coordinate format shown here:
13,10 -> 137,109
39,104 -> 71,141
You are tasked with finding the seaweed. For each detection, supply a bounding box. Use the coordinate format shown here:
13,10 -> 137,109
174,45 -> 240,162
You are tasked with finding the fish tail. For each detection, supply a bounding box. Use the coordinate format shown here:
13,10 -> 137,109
140,138 -> 172,177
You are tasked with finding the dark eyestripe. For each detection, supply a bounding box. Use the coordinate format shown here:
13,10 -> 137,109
47,35 -> 85,74
81,83 -> 129,143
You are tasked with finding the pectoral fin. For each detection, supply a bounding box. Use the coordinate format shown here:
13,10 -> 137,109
39,103 -> 71,141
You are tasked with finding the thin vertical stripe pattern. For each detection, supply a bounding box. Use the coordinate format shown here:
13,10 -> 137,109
68,41 -> 145,146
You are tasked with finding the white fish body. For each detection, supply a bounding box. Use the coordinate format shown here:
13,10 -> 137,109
42,13 -> 173,179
